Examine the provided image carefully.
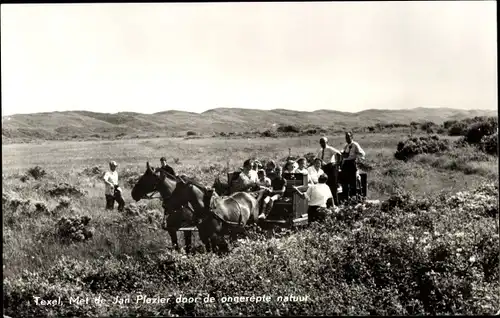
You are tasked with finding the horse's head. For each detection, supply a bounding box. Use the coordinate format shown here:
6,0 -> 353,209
131,162 -> 175,201
166,175 -> 192,213
212,175 -> 230,196
167,175 -> 211,221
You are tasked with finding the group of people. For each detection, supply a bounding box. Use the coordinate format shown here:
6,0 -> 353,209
231,131 -> 365,222
102,132 -> 365,224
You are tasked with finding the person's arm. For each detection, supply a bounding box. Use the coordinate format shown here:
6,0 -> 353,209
279,180 -> 287,195
355,142 -> 366,159
273,180 -> 286,195
103,172 -> 114,187
331,148 -> 342,163
294,185 -> 311,201
265,178 -> 272,188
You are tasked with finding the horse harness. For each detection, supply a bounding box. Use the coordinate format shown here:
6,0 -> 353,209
208,194 -> 244,227
187,182 -> 244,227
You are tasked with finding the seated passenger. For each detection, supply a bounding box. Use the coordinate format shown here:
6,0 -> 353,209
232,159 -> 258,192
249,159 -> 262,182
294,158 -> 309,175
307,158 -> 324,184
259,167 -> 287,219
283,160 -> 296,174
265,160 -> 277,180
256,169 -> 272,189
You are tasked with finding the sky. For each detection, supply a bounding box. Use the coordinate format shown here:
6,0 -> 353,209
1,1 -> 497,117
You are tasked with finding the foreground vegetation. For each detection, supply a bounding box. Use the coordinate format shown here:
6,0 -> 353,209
2,127 -> 499,316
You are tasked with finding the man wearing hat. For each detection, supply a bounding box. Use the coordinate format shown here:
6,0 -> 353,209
317,137 -> 341,205
103,160 -> 125,212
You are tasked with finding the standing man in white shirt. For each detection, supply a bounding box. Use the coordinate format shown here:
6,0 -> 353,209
294,173 -> 333,224
103,161 -> 125,211
317,137 -> 341,204
340,131 -> 366,201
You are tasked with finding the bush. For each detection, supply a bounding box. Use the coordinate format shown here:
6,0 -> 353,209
448,122 -> 468,136
466,122 -> 497,144
27,166 -> 47,180
443,120 -> 458,129
420,121 -> 437,131
479,133 -> 498,156
303,128 -> 317,135
80,166 -> 104,178
394,135 -> 450,161
261,130 -> 278,138
56,215 -> 94,243
186,131 -> 197,136
277,125 -> 300,133
45,183 -> 86,198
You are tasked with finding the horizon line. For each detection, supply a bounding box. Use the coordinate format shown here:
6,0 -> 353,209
2,106 -> 498,118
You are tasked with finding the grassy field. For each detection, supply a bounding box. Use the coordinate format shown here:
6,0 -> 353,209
3,131 -> 499,316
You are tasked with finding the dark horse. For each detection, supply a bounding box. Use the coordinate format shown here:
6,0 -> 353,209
131,162 -> 200,253
165,176 -> 270,253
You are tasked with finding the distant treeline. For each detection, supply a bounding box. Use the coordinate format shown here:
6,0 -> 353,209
3,116 -> 498,143
215,116 -> 498,139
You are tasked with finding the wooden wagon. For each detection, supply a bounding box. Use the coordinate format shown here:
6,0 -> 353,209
227,171 -> 309,229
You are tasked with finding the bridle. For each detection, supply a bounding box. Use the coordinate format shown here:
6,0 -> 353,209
140,170 -> 178,200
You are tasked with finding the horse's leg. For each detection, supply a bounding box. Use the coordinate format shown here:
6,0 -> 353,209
184,231 -> 193,254
208,218 -> 224,254
167,229 -> 180,251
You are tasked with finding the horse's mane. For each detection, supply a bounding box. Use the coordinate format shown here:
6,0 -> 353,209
178,175 -> 208,192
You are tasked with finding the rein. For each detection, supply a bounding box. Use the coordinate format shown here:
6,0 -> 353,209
143,190 -> 162,200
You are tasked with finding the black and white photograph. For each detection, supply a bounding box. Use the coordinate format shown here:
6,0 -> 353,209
2,1 -> 498,316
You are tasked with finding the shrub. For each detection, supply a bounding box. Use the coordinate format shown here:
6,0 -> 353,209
394,135 -> 450,161
443,120 -> 458,129
56,215 -> 94,243
466,122 -> 496,144
261,130 -> 278,138
26,166 -> 47,180
304,128 -> 317,135
277,125 -> 300,133
448,122 -> 468,136
420,121 -> 436,131
186,131 -> 197,136
45,183 -> 86,198
479,133 -> 498,156
80,166 -> 104,178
